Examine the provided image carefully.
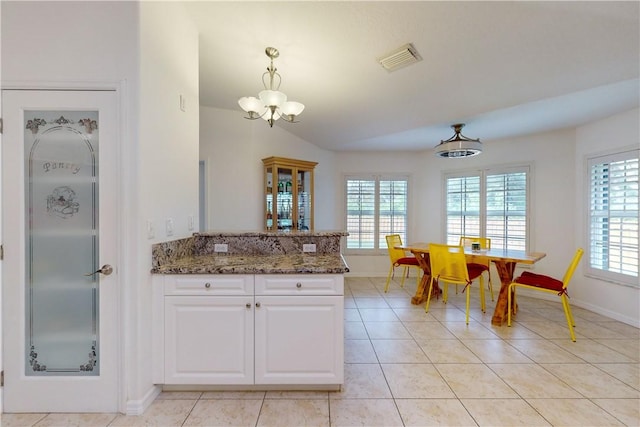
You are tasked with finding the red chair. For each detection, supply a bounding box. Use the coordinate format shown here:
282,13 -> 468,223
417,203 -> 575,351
425,243 -> 486,324
508,248 -> 584,341
384,234 -> 421,292
459,236 -> 494,301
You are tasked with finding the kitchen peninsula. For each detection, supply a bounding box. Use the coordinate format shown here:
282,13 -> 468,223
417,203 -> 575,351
151,231 -> 349,390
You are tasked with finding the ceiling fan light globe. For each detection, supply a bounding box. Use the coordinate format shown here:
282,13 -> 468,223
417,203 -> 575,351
435,140 -> 482,158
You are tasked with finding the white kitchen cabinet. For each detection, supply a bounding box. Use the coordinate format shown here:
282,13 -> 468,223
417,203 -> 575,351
153,274 -> 343,387
164,295 -> 254,384
254,295 -> 343,384
254,274 -> 344,384
161,275 -> 254,385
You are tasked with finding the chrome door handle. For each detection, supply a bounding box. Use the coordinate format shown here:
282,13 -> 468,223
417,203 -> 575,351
85,264 -> 113,276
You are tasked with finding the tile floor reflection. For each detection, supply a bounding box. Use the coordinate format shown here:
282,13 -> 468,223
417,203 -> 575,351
2,276 -> 638,426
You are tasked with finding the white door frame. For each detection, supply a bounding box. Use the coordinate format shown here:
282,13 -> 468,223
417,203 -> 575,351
0,81 -> 128,414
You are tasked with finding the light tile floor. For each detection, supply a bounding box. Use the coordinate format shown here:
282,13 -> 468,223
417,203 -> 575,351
2,276 -> 638,426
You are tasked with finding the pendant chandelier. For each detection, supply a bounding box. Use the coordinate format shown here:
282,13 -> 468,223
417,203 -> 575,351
238,47 -> 305,128
434,123 -> 482,158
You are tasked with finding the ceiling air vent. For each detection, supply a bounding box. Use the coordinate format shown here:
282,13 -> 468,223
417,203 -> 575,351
377,43 -> 422,72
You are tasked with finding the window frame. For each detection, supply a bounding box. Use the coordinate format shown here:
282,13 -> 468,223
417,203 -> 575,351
443,164 -> 532,252
585,148 -> 639,287
344,174 -> 411,255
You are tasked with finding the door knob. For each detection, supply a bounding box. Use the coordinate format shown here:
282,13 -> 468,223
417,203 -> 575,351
85,264 -> 113,276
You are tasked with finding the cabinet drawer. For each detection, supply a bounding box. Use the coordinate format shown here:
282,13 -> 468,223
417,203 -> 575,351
255,274 -> 343,296
164,275 -> 254,296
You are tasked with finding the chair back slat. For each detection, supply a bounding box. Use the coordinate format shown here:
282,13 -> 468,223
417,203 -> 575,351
385,234 -> 407,264
561,248 -> 584,288
429,243 -> 470,283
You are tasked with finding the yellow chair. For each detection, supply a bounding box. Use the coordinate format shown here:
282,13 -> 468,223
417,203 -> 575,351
425,243 -> 486,324
384,234 -> 421,293
459,236 -> 494,301
508,248 -> 584,341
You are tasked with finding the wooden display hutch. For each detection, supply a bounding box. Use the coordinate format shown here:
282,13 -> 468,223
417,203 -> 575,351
262,157 -> 317,231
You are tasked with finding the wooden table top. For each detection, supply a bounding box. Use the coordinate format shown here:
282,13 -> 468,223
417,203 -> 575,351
397,242 -> 546,265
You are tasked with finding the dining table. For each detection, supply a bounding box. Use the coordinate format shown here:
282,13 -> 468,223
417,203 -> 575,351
397,242 -> 546,326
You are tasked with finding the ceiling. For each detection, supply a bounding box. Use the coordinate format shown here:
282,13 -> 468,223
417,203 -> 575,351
185,1 -> 640,152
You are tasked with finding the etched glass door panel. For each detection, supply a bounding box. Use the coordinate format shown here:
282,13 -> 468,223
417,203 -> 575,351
3,89 -> 118,412
298,168 -> 312,230
277,166 -> 294,230
25,111 -> 100,375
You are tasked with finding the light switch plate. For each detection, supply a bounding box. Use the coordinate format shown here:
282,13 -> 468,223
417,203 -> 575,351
214,243 -> 228,253
303,244 -> 316,253
166,218 -> 174,236
146,220 -> 155,239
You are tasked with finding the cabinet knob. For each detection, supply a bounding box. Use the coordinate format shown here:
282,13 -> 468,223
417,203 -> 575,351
204,282 -> 211,288
256,302 -> 261,308
246,303 -> 251,309
296,282 -> 302,288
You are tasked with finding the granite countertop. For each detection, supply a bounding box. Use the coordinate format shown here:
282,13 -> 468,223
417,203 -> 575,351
151,253 -> 350,275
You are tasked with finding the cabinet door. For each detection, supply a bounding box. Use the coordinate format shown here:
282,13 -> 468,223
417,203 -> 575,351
296,167 -> 313,230
254,296 -> 343,385
164,296 -> 254,384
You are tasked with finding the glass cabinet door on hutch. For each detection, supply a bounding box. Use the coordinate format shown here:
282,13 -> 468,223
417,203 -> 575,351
263,157 -> 317,231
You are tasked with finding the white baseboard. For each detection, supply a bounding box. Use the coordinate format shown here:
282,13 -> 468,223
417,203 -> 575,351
571,298 -> 639,327
125,385 -> 161,415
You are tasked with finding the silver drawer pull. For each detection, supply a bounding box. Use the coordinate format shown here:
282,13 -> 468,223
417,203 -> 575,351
296,282 -> 302,288
204,282 -> 211,288
246,303 -> 251,309
256,302 -> 261,308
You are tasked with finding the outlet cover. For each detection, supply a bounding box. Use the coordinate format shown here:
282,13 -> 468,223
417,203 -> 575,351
303,244 -> 317,253
214,243 -> 228,253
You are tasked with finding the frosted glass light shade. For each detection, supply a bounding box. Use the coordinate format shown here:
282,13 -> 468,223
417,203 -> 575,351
280,101 -> 305,116
238,96 -> 264,114
259,90 -> 287,108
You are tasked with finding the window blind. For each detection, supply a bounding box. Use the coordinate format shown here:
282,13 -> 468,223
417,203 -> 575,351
588,150 -> 639,283
486,172 -> 527,250
346,178 -> 376,249
445,176 -> 480,245
378,179 -> 409,248
345,176 -> 409,251
445,167 -> 529,251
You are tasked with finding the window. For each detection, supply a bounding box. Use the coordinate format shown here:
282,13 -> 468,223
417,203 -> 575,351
445,166 -> 529,250
345,176 -> 409,251
588,149 -> 639,285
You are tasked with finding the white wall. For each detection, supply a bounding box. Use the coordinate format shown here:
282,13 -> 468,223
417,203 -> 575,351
1,0 -> 140,413
574,108 -> 639,326
1,0 -> 201,413
1,1 -> 138,86
136,1 -> 200,412
199,106 -> 338,231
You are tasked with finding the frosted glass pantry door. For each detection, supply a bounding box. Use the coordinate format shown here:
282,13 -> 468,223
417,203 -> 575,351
2,90 -> 119,413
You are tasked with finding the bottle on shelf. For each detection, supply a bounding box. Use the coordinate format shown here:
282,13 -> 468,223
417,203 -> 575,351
278,181 -> 284,193
285,180 -> 292,193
